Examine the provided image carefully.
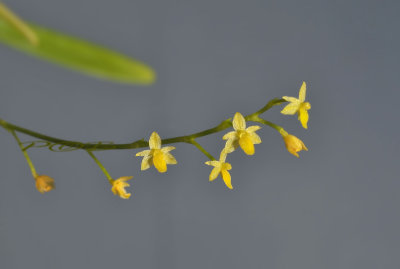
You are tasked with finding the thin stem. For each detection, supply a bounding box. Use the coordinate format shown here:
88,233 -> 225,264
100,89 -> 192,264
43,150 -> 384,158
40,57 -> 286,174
0,97 -> 285,151
188,139 -> 216,160
10,130 -> 37,178
246,98 -> 286,119
86,151 -> 113,184
0,3 -> 38,45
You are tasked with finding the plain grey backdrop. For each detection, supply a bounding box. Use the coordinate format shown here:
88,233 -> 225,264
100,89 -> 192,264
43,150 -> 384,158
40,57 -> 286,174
1,0 -> 399,268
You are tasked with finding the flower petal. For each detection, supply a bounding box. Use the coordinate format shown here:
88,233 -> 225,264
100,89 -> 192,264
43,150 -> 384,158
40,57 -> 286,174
118,176 -> 133,182
282,96 -> 300,103
232,112 -> 246,130
161,146 -> 175,153
223,162 -> 232,171
149,132 -> 161,149
164,152 -> 177,165
222,131 -> 237,140
249,132 -> 262,144
221,169 -> 233,189
298,81 -> 307,102
298,108 -> 309,129
136,149 -> 151,157
205,160 -> 220,167
245,125 -> 261,133
209,167 -> 220,181
219,149 -> 229,162
141,155 -> 152,170
280,102 -> 300,115
300,140 -> 308,151
224,139 -> 236,153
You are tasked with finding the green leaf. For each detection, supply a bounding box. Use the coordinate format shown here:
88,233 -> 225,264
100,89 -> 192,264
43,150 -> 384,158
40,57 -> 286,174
0,20 -> 155,85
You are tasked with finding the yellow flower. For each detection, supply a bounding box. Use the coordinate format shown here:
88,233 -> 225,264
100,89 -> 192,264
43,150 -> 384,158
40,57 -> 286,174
136,132 -> 177,173
280,130 -> 308,158
222,112 -> 261,155
281,81 -> 311,129
111,176 -> 133,199
35,175 -> 55,194
205,149 -> 233,189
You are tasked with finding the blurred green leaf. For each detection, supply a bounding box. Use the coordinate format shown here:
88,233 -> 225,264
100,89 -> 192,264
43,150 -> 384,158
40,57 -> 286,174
0,20 -> 155,85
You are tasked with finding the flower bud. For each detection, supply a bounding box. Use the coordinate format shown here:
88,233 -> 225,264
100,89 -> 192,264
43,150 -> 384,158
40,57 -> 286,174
282,133 -> 308,158
35,175 -> 55,194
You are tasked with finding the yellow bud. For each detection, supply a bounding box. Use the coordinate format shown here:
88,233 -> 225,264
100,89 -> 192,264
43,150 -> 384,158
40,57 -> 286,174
35,175 -> 55,194
282,134 -> 308,158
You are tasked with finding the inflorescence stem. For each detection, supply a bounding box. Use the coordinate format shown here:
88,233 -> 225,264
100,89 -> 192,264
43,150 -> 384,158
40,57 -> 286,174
0,98 -> 287,157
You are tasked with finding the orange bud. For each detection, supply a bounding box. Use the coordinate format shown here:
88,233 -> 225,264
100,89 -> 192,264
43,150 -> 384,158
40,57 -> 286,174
282,134 -> 308,158
35,175 -> 55,193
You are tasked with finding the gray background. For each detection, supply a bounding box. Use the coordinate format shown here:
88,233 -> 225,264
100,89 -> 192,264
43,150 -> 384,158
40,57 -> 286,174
0,0 -> 399,268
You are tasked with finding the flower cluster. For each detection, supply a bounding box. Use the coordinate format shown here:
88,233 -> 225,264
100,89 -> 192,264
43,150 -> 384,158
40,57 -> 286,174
205,81 -> 310,189
9,82 -> 311,199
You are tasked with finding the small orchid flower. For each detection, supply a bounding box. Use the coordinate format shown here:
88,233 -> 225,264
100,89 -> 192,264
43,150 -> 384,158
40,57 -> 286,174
111,176 -> 133,199
205,149 -> 233,189
281,81 -> 311,129
222,112 -> 261,155
136,132 -> 177,173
